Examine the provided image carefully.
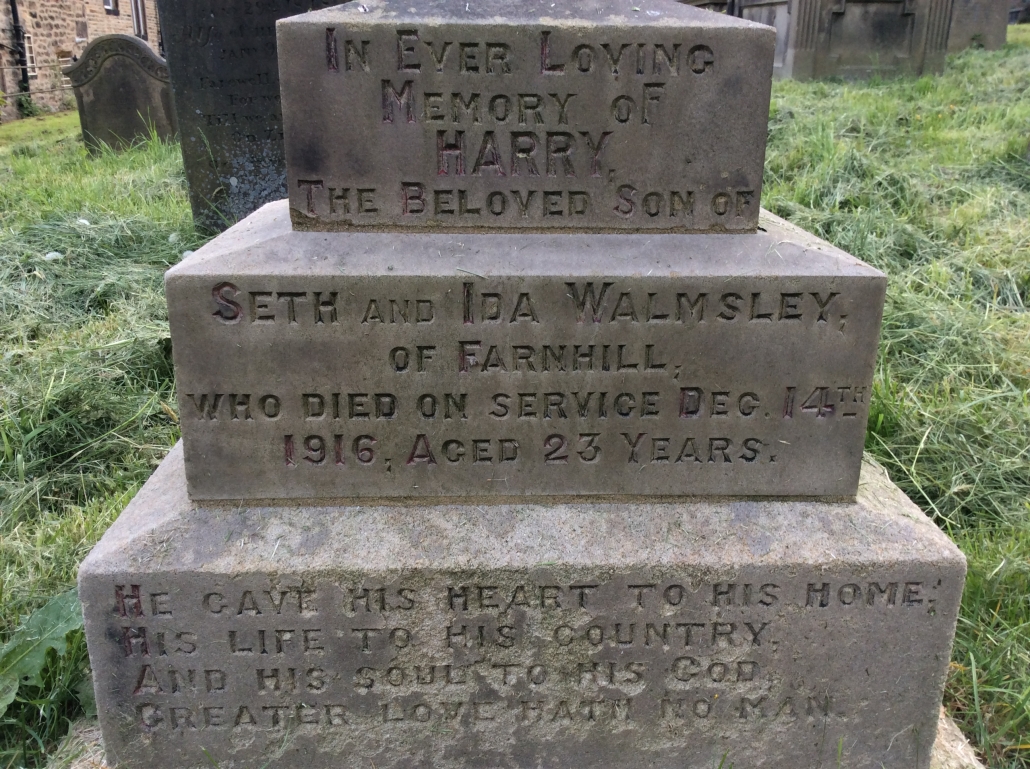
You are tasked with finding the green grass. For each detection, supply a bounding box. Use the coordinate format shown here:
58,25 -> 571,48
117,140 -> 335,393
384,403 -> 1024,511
764,28 -> 1030,767
0,33 -> 1029,769
0,113 -> 80,151
0,119 -> 202,767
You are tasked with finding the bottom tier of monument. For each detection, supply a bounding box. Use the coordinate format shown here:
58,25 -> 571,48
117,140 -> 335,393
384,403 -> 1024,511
80,443 -> 965,769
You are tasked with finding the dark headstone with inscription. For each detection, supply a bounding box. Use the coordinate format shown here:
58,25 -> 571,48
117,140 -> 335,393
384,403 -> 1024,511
156,0 -> 338,231
80,444 -> 965,769
64,35 -> 178,153
165,201 -> 885,500
277,0 -> 775,232
947,0 -> 1008,51
735,0 -> 954,80
78,2 -> 966,768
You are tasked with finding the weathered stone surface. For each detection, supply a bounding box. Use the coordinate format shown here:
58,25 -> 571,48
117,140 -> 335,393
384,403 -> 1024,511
930,707 -> 986,769
736,0 -> 954,80
278,0 -> 775,233
80,445 -> 965,769
47,707 -> 990,769
155,0 -> 338,231
947,0 -> 1008,51
64,35 -> 177,153
165,200 -> 885,501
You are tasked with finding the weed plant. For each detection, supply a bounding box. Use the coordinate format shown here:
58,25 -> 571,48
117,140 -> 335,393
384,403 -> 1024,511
0,30 -> 1027,769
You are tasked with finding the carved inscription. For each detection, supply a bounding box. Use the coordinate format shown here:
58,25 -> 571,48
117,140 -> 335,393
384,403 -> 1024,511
103,572 -> 947,759
280,5 -> 775,231
172,271 -> 881,499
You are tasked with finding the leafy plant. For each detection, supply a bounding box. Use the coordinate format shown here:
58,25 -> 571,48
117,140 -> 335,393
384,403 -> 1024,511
0,113 -> 192,766
0,590 -> 82,719
15,95 -> 42,119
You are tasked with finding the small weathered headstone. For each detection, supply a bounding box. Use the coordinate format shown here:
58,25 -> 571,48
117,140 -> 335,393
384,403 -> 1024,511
155,0 -> 338,231
278,0 -> 775,232
735,0 -> 955,80
64,35 -> 177,153
948,0 -> 1008,51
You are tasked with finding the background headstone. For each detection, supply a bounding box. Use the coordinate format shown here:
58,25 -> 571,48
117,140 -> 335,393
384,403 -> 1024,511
679,0 -> 731,13
735,0 -> 955,80
948,0 -> 1008,51
64,35 -> 177,153
156,0 -> 339,231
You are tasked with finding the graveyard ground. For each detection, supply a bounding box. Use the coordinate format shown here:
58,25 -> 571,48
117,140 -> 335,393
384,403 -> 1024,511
1,26 -> 1029,769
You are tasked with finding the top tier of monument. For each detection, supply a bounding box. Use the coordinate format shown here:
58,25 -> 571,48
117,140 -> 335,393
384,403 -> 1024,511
278,0 -> 775,232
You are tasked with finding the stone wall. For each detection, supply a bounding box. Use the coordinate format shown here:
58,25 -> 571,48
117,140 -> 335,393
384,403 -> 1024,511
0,0 -> 160,122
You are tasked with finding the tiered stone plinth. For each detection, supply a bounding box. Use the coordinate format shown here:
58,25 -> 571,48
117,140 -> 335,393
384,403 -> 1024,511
78,4 -> 966,768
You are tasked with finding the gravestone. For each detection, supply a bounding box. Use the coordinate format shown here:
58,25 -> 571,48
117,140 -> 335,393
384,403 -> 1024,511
64,35 -> 177,153
155,0 -> 338,231
79,2 -> 966,769
948,0 -> 1008,50
735,0 -> 955,80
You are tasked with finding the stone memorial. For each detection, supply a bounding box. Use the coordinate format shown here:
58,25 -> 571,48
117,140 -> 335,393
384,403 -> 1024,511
79,2 -> 966,768
947,0 -> 1008,51
64,35 -> 178,153
156,0 -> 338,231
734,0 -> 955,80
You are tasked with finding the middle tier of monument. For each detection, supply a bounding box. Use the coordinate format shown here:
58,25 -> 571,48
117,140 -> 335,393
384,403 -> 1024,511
166,200 -> 885,501
278,0 -> 775,233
